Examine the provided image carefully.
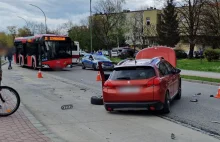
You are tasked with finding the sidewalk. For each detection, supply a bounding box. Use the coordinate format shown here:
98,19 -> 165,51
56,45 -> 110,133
0,106 -> 51,142
1,64 -> 220,142
0,63 -> 62,142
181,69 -> 220,79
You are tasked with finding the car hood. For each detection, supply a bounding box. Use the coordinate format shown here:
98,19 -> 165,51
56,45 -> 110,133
135,46 -> 176,67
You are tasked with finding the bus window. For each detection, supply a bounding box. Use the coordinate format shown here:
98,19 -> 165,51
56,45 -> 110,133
72,42 -> 77,51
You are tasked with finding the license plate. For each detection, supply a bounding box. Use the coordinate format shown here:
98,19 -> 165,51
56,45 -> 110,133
119,87 -> 140,93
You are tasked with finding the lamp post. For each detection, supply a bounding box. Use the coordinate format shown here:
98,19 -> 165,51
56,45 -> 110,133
90,0 -> 93,52
17,16 -> 28,27
29,4 -> 47,34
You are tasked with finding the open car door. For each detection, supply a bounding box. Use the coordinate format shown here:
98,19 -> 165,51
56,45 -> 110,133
135,46 -> 177,67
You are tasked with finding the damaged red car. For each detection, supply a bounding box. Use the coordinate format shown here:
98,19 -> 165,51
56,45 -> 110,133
101,46 -> 181,114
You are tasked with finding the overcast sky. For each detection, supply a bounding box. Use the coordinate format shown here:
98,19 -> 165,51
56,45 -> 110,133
0,0 -> 163,32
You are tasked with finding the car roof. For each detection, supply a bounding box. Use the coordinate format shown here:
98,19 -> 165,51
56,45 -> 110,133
115,59 -> 154,68
115,57 -> 165,68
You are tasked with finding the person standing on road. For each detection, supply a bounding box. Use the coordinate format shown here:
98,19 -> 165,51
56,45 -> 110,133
7,51 -> 13,70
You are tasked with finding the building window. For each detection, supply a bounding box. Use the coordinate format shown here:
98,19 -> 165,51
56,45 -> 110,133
146,17 -> 150,26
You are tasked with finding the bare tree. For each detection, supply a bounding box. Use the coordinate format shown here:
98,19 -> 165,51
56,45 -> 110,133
126,11 -> 143,47
7,26 -> 16,40
93,0 -> 126,51
201,0 -> 220,48
177,0 -> 206,58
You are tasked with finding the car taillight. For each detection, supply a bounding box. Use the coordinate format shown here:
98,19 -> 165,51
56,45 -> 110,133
103,81 -> 115,89
146,77 -> 161,87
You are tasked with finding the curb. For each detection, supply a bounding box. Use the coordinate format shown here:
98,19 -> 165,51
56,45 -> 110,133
182,78 -> 219,86
0,64 -> 66,142
1,61 -> 8,66
20,103 -> 66,142
0,84 -> 66,142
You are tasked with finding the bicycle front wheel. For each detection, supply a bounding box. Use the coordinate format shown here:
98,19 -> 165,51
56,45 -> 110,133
0,86 -> 20,117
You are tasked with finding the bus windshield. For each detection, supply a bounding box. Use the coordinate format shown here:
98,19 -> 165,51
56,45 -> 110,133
43,41 -> 72,60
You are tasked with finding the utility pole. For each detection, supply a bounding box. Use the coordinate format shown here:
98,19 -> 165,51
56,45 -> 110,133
0,53 -> 1,86
90,0 -> 93,52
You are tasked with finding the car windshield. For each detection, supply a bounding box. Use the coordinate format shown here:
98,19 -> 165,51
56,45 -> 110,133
110,66 -> 156,80
43,41 -> 72,60
93,55 -> 109,61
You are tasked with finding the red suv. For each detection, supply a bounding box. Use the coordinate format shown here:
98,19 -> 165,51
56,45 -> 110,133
101,47 -> 181,113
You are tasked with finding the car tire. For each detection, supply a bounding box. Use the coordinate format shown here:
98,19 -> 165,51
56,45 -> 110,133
162,91 -> 171,114
93,64 -> 97,71
175,79 -> 182,100
91,96 -> 103,105
82,63 -> 86,69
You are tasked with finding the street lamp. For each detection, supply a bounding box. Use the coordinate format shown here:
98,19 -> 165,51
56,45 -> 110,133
29,4 -> 47,34
17,16 -> 28,27
90,0 -> 93,52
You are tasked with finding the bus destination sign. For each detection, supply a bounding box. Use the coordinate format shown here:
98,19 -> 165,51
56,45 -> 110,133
45,37 -> 66,41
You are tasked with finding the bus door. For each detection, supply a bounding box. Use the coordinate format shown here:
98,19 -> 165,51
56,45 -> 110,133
14,42 -> 23,64
23,43 -> 27,65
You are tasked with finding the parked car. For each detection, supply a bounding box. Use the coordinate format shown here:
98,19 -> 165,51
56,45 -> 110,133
111,47 -> 135,58
102,50 -> 109,56
101,47 -> 181,114
174,49 -> 187,59
111,48 -> 122,57
81,54 -> 114,70
118,47 -> 135,58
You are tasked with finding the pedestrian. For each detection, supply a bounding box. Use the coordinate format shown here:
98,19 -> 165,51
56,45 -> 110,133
98,50 -> 102,55
7,51 -> 13,70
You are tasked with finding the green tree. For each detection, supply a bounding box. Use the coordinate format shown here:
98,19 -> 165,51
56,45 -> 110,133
158,0 -> 180,47
0,32 -> 14,48
93,0 -> 126,51
17,27 -> 32,37
68,25 -> 91,51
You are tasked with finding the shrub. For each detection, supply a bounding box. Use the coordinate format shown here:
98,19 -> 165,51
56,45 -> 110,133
204,48 -> 220,62
174,49 -> 188,59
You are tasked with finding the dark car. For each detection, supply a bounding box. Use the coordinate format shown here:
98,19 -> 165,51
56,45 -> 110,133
174,49 -> 187,59
119,47 -> 135,59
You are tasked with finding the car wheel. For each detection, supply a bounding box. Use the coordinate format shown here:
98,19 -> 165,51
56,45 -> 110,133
162,91 -> 171,114
175,79 -> 181,100
92,64 -> 97,71
82,63 -> 86,69
91,96 -> 103,105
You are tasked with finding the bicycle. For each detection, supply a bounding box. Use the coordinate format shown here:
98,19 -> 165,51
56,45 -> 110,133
0,86 -> 20,117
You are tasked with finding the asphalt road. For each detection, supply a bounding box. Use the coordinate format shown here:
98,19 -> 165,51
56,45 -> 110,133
44,66 -> 220,136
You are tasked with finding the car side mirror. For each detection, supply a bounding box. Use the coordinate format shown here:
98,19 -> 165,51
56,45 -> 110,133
171,68 -> 181,74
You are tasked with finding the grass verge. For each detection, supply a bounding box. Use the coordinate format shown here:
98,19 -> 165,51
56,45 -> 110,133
110,57 -> 122,64
181,75 -> 220,83
177,59 -> 220,73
